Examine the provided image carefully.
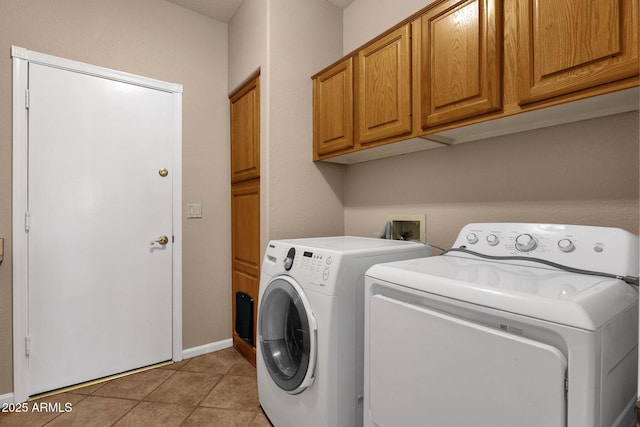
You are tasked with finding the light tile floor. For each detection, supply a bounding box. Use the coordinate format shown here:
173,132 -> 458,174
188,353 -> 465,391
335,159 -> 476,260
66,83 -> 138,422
0,348 -> 272,427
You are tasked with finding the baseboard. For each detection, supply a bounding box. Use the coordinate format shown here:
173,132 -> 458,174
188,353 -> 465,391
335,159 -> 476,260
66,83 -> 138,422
182,338 -> 233,360
0,392 -> 14,405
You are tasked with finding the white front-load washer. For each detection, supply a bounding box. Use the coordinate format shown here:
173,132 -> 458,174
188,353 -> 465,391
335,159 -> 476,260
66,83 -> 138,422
364,223 -> 639,427
257,236 -> 430,427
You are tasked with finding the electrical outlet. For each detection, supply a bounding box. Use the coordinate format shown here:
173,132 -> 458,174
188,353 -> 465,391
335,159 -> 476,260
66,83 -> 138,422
387,214 -> 426,242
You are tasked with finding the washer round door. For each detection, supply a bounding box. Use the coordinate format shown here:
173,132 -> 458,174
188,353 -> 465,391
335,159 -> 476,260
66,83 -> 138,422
259,275 -> 318,394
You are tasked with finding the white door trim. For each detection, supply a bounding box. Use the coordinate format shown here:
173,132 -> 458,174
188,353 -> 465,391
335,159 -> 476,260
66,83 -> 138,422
11,46 -> 183,403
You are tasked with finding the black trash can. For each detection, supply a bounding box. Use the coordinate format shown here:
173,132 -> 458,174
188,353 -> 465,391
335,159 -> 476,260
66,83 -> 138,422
235,291 -> 254,346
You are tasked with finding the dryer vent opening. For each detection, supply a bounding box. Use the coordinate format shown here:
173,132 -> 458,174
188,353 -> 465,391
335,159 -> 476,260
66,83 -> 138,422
235,292 -> 254,346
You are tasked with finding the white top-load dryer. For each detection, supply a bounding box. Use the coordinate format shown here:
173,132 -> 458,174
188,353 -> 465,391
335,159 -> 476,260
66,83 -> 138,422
364,223 -> 638,427
257,236 -> 430,427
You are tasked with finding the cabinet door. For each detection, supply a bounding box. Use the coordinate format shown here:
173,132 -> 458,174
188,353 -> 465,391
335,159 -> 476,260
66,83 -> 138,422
357,24 -> 412,144
313,57 -> 354,159
420,0 -> 502,128
517,0 -> 639,105
231,179 -> 260,365
230,76 -> 260,183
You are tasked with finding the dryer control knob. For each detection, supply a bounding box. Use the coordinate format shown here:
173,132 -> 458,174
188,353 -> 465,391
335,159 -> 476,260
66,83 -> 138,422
466,233 -> 479,244
557,238 -> 575,253
486,234 -> 499,246
515,234 -> 537,252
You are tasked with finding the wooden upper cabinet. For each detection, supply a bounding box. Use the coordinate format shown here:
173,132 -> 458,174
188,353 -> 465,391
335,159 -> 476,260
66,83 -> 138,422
357,24 -> 412,144
230,75 -> 260,183
420,0 -> 502,128
517,0 -> 639,105
313,57 -> 354,159
310,0 -> 639,163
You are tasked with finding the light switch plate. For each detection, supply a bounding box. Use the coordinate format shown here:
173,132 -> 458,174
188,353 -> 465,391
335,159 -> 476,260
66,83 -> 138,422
187,203 -> 203,218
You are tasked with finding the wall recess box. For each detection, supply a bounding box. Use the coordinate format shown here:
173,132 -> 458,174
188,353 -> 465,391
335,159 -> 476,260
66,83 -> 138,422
387,214 -> 426,242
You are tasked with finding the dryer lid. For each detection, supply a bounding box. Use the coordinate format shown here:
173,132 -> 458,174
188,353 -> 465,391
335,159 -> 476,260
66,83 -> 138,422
366,255 -> 638,330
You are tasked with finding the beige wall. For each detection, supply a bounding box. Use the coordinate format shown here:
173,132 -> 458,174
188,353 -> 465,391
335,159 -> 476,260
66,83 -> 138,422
228,0 -> 266,92
346,0 -> 639,401
229,0 -> 346,259
344,111 -> 639,248
0,0 -> 229,394
341,0 -> 639,247
343,0 -> 430,52
266,0 -> 345,242
1,0 -> 637,400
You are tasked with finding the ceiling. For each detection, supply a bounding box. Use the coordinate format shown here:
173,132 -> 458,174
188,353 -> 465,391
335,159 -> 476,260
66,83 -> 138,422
165,0 -> 355,23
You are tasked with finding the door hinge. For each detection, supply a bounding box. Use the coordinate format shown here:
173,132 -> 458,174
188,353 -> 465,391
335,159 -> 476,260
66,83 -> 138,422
25,336 -> 31,357
564,375 -> 568,393
25,89 -> 30,109
25,212 -> 30,232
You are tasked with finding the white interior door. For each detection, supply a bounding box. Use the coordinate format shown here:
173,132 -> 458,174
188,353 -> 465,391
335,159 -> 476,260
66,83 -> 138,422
27,63 -> 175,395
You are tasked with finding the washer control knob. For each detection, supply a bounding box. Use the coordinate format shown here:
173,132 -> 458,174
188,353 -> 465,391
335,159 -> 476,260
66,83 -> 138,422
466,233 -> 479,244
515,234 -> 537,252
557,238 -> 575,253
486,234 -> 499,246
283,247 -> 296,271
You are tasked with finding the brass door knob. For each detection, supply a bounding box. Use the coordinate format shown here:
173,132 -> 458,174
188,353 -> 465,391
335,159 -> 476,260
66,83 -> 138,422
159,168 -> 169,177
150,235 -> 169,245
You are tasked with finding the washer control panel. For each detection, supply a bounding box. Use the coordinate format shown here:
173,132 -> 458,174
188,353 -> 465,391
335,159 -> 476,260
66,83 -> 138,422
453,223 -> 639,275
280,246 -> 335,285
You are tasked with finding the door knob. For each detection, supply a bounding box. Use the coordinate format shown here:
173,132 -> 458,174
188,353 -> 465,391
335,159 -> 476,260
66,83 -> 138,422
150,235 -> 169,245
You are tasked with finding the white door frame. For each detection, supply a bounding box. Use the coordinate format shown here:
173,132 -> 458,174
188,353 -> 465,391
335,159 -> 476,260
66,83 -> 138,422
11,46 -> 183,403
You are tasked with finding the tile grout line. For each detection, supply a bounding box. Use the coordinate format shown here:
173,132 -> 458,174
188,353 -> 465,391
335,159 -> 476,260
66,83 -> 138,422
193,365 -> 228,408
177,404 -> 201,427
109,400 -> 141,427
177,359 -> 233,427
39,394 -> 88,427
138,368 -> 178,403
107,368 -> 181,427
